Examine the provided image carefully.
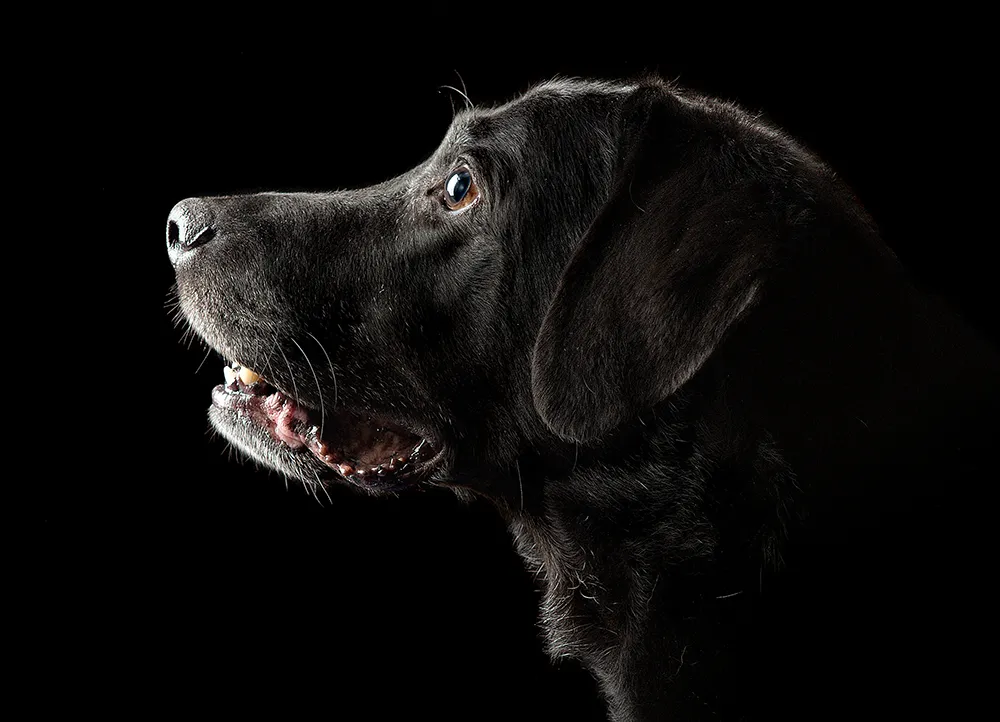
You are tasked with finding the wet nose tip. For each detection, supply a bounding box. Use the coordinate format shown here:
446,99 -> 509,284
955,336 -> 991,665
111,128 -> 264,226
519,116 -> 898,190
166,197 -> 217,264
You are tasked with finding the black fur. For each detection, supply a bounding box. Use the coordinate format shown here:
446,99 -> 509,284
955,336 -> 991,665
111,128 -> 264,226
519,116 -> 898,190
168,77 -> 999,720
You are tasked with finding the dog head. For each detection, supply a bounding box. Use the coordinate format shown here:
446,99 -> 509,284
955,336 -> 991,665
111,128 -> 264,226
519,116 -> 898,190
168,77 -> 828,499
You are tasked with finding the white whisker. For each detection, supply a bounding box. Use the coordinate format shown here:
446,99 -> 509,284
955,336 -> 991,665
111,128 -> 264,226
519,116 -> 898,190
440,84 -> 473,111
193,344 -> 214,375
276,341 -> 299,404
291,336 -> 324,441
516,459 -> 524,513
307,332 -> 338,410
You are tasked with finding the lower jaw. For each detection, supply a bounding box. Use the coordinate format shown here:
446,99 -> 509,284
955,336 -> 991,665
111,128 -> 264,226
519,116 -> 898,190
209,384 -> 439,491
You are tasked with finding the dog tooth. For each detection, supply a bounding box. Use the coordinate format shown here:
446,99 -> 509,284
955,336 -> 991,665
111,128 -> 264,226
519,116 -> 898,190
238,366 -> 260,385
223,366 -> 237,386
338,463 -> 354,476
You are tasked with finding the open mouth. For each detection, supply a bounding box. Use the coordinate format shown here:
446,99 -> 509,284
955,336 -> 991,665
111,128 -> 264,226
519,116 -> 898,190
210,362 -> 439,490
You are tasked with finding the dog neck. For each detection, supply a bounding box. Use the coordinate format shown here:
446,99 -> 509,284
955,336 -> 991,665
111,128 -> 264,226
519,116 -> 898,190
502,404 -> 800,719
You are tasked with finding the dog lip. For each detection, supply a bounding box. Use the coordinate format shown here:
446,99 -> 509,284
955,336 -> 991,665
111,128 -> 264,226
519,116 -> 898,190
210,383 -> 309,450
208,375 -> 441,491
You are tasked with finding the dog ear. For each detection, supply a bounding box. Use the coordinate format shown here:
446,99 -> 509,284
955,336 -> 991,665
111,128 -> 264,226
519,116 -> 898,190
531,87 -> 770,443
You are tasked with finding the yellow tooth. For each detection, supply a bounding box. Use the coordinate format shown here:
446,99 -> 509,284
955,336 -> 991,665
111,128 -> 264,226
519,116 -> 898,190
239,366 -> 260,385
223,366 -> 237,386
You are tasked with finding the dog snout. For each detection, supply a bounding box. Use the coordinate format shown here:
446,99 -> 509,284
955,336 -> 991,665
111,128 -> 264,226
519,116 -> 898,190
167,197 -> 217,265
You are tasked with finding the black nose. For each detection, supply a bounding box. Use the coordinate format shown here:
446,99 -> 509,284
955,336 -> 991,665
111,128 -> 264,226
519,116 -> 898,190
166,198 -> 217,265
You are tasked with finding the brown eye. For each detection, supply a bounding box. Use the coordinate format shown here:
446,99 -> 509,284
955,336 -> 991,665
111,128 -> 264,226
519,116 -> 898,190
443,167 -> 479,211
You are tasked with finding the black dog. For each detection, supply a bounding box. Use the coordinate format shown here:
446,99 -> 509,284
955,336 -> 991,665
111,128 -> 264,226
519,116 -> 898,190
167,77 -> 999,720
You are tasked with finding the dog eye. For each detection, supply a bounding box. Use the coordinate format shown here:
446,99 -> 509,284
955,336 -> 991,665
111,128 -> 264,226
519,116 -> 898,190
443,167 -> 479,211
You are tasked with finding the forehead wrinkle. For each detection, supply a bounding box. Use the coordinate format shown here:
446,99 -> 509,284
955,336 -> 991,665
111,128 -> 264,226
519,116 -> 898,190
427,120 -> 475,168
421,78 -> 630,193
425,110 -> 528,182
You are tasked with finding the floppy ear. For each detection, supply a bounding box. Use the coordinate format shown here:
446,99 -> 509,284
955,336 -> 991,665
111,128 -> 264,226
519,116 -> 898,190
531,88 -> 771,443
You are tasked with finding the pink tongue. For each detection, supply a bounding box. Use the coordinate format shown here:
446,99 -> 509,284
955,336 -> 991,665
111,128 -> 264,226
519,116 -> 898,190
262,393 -> 311,448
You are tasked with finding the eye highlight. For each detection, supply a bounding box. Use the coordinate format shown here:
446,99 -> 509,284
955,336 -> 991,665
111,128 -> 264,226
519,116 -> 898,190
443,167 -> 479,211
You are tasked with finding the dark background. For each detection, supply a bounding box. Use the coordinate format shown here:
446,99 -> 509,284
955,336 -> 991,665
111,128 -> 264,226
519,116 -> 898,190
31,21 -> 993,719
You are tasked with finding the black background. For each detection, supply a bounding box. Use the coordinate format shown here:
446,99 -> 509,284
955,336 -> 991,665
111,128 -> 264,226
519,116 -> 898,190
31,19 -> 994,720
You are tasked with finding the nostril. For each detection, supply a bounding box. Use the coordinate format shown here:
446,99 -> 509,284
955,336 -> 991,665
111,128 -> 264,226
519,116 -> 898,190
188,225 -> 215,248
166,197 -> 218,264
